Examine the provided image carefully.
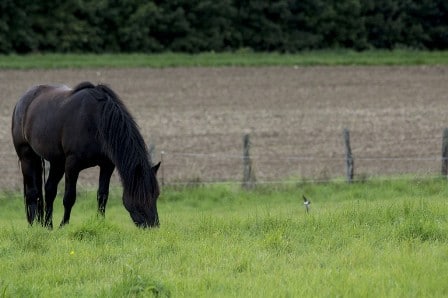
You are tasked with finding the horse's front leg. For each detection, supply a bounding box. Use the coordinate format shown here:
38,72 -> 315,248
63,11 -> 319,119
44,162 -> 64,229
97,161 -> 115,217
60,159 -> 80,227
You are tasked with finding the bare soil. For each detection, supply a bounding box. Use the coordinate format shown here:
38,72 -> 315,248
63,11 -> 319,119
1,66 -> 448,190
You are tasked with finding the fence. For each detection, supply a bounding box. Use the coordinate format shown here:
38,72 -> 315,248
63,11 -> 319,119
1,128 -> 447,192
155,128 -> 448,187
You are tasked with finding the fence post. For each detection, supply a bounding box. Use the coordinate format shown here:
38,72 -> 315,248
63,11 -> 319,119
343,128 -> 354,183
442,128 -> 448,177
160,150 -> 165,187
242,133 -> 255,189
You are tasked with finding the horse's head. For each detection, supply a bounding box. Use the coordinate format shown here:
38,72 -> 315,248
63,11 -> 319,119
123,162 -> 161,228
127,202 -> 160,228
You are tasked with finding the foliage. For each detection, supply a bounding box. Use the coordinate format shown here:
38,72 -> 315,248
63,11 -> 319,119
0,178 -> 448,296
1,0 -> 448,54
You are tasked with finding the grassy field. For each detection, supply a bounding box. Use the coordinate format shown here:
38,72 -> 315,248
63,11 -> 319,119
1,50 -> 448,69
1,52 -> 448,296
1,178 -> 447,297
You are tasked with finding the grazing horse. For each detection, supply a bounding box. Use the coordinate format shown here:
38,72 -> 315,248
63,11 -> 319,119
11,82 -> 160,228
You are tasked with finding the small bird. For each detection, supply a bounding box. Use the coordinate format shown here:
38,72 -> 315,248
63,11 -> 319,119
303,195 -> 311,213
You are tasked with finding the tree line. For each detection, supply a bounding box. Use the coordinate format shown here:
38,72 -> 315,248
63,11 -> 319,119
1,0 -> 447,54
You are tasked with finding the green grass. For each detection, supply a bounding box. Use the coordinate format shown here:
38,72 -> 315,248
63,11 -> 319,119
1,178 -> 448,297
1,50 -> 448,69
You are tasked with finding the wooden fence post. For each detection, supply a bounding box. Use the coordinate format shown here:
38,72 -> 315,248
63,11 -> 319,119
160,150 -> 165,187
343,128 -> 354,183
242,133 -> 255,189
442,128 -> 448,177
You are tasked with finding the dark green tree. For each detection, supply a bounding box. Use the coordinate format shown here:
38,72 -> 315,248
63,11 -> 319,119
405,0 -> 448,49
362,0 -> 411,49
0,0 -> 36,53
233,0 -> 288,51
1,0 -> 448,54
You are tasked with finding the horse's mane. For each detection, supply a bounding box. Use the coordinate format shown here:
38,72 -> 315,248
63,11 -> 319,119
76,82 -> 158,207
71,81 -> 95,94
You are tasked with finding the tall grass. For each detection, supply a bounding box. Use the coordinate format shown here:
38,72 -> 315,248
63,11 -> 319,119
1,50 -> 448,69
0,178 -> 447,297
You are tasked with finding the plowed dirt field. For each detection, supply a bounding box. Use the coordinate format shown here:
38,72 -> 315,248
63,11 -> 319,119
1,66 -> 447,190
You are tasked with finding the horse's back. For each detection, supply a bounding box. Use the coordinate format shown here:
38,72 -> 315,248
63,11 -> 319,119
13,85 -> 70,128
13,84 -> 104,162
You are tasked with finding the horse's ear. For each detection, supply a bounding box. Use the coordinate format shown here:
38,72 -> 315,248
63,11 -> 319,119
152,161 -> 161,175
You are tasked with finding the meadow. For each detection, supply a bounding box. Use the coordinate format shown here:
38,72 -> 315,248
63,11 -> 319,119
1,178 -> 448,297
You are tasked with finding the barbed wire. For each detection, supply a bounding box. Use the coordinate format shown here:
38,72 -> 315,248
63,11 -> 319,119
1,148 -> 446,191
161,151 -> 443,162
157,173 -> 446,187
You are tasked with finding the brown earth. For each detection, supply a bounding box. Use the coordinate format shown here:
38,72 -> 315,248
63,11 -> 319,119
1,66 -> 448,190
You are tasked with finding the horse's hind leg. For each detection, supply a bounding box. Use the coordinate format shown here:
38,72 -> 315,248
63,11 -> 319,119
35,161 -> 44,224
19,150 -> 43,225
44,162 -> 64,229
97,161 -> 115,217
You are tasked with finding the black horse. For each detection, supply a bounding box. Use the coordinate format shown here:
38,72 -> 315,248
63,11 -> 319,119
11,82 -> 160,228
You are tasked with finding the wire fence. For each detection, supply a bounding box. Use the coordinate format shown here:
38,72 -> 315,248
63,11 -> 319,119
156,147 -> 446,187
1,131 -> 447,192
1,152 -> 445,191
